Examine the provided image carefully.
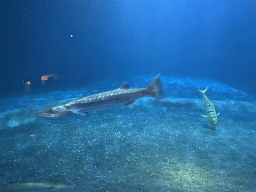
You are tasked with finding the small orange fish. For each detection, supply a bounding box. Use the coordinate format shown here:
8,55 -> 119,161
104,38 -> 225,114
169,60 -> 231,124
23,81 -> 31,93
41,73 -> 60,86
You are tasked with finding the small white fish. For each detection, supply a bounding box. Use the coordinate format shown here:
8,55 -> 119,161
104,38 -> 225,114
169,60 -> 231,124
198,87 -> 220,129
6,182 -> 74,191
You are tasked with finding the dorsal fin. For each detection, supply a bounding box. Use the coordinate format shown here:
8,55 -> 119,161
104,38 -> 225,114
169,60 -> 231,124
119,84 -> 129,89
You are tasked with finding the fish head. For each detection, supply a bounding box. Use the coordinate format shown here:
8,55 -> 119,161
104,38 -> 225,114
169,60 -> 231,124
208,118 -> 217,129
36,108 -> 73,120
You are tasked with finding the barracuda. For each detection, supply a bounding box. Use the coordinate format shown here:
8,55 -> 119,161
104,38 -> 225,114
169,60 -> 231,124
198,87 -> 220,129
36,75 -> 163,120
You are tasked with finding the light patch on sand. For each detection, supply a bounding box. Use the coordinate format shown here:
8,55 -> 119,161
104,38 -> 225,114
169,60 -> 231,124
7,119 -> 22,128
0,107 -> 37,129
7,116 -> 36,128
157,162 -> 231,191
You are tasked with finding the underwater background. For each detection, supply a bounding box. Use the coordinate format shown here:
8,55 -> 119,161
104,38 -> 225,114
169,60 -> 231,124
1,0 -> 256,191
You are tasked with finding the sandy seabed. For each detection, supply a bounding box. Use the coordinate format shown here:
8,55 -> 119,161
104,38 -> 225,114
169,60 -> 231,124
0,76 -> 255,192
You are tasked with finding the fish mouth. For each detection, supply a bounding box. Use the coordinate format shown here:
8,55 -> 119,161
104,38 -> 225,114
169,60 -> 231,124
35,112 -> 48,119
35,108 -> 53,118
35,110 -> 52,119
35,112 -> 43,118
35,109 -> 74,120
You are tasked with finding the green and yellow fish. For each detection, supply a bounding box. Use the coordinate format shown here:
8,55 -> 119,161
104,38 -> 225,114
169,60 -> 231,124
198,87 -> 220,129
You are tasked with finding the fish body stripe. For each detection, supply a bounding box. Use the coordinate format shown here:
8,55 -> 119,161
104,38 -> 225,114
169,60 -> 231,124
36,74 -> 163,120
203,96 -> 216,114
67,89 -> 145,109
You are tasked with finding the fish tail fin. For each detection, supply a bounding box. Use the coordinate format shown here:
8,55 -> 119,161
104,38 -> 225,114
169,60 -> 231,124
198,86 -> 208,94
147,74 -> 164,99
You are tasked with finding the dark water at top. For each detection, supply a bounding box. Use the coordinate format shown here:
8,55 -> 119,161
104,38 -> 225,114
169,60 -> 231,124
2,0 -> 256,98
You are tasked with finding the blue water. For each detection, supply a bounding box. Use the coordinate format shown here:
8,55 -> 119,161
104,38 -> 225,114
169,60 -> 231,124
1,76 -> 256,191
2,0 -> 256,191
2,0 -> 256,98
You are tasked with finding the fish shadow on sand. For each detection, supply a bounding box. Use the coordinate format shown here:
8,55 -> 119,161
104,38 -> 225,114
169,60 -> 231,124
201,123 -> 219,136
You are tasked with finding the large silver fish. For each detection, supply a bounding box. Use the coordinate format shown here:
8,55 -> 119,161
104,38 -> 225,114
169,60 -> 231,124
36,75 -> 163,120
198,87 -> 220,129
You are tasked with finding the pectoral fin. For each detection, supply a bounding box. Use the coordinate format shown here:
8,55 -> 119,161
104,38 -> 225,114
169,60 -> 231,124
201,115 -> 208,118
125,101 -> 134,108
74,109 -> 88,115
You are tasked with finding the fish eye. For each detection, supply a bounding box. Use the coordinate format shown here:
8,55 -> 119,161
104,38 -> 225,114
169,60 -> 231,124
47,109 -> 53,112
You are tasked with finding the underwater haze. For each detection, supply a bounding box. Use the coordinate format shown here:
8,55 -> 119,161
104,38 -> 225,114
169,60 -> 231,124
1,0 -> 256,191
2,0 -> 256,97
